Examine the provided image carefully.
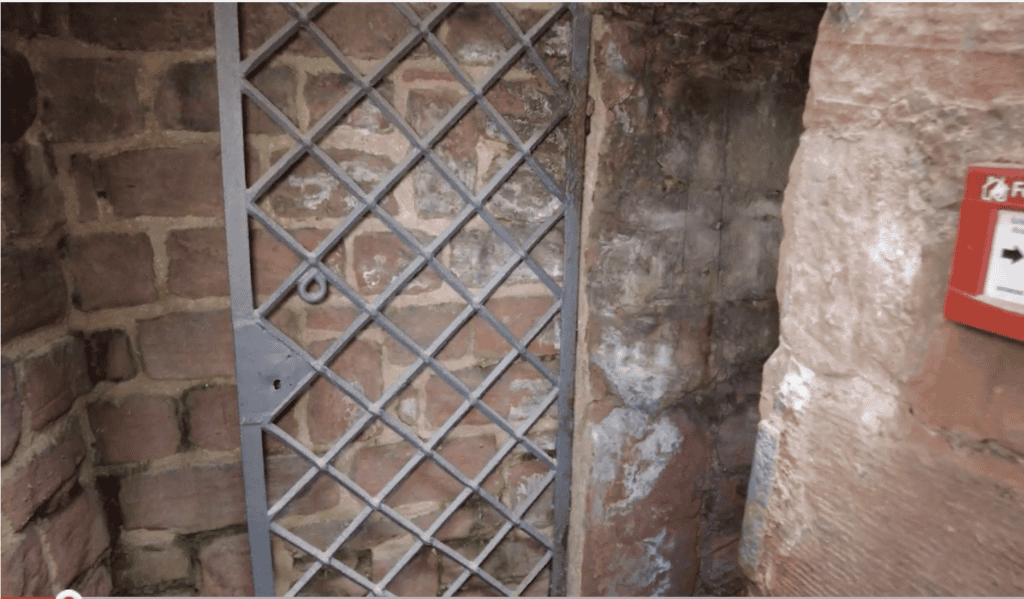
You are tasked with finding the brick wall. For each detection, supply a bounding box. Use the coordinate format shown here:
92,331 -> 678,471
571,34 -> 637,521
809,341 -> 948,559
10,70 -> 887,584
3,3 -> 571,596
740,3 -> 1024,595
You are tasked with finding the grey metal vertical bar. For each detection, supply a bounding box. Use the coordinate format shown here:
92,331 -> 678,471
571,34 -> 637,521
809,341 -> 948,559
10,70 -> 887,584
551,4 -> 590,596
214,4 -> 276,596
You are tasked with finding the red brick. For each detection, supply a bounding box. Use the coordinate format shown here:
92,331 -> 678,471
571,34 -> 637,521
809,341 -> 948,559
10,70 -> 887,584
265,453 -> 341,516
88,396 -> 181,464
39,58 -> 145,142
66,232 -> 157,311
84,328 -> 137,382
120,461 -> 245,531
167,228 -> 229,298
308,339 -> 381,445
2,424 -> 86,531
98,147 -> 223,218
1,246 -> 67,339
304,73 -> 392,132
352,230 -> 441,297
78,565 -> 113,597
250,227 -> 338,297
68,3 -> 214,50
39,491 -> 110,588
186,385 -> 240,451
315,4 -> 411,61
156,61 -> 219,132
1,142 -> 66,239
198,535 -> 254,597
0,529 -> 52,597
507,458 -> 552,515
265,149 -> 397,220
306,305 -> 359,332
373,544 -> 439,597
138,310 -> 235,380
70,153 -> 99,223
476,296 -> 557,358
384,303 -> 470,366
350,435 -> 498,505
2,361 -> 21,462
424,367 -> 488,427
245,65 -> 298,135
444,4 -> 516,69
17,336 -> 92,431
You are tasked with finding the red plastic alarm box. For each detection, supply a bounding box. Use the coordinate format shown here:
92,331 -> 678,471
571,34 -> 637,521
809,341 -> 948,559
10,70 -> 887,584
944,165 -> 1024,341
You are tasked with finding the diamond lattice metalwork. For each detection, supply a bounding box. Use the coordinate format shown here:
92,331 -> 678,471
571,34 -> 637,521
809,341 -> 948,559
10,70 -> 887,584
215,3 -> 590,596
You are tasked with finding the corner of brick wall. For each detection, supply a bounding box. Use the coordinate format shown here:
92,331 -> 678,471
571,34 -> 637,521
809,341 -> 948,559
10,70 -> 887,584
740,3 -> 1024,595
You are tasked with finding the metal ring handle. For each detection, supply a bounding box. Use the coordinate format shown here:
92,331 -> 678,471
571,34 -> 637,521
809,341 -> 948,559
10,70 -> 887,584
297,267 -> 328,304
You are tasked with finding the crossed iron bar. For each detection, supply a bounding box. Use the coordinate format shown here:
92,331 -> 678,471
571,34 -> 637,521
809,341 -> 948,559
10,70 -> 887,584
220,2 -> 585,596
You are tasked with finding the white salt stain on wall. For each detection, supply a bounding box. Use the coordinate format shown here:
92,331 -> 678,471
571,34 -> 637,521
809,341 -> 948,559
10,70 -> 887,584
592,329 -> 675,411
778,359 -> 815,412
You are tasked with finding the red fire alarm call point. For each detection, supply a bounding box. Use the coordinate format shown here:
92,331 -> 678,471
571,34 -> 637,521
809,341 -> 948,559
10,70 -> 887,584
945,164 -> 1024,341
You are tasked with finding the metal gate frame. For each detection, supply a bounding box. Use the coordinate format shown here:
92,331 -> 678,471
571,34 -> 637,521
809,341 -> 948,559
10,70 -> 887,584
215,3 -> 590,595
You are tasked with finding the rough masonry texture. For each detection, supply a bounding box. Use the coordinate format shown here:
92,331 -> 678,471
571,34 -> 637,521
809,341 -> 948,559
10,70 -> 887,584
739,3 -> 1024,595
568,4 -> 825,596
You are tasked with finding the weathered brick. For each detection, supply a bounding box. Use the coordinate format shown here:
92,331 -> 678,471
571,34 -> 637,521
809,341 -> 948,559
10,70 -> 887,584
476,296 -> 557,358
138,310 -> 235,380
17,336 -> 92,431
265,149 -> 396,220
2,361 -> 21,462
79,565 -> 113,597
120,461 -> 245,531
507,458 -> 553,526
487,166 -> 564,224
425,361 -> 552,429
315,4 -> 411,61
306,305 -> 359,332
98,147 -> 223,218
0,529 -> 52,597
1,142 -> 66,239
88,396 -> 181,464
384,303 -> 470,366
66,232 -> 157,311
444,3 -> 516,69
373,542 -> 439,597
67,3 -> 214,51
167,228 -> 229,298
185,385 -> 240,451
265,453 -> 341,515
352,230 -> 441,297
39,491 -> 110,588
424,367 -> 487,427
250,227 -> 338,297
199,535 -> 254,597
70,153 -> 99,223
156,61 -> 218,132
1,246 -> 67,339
84,328 -> 137,383
716,407 -> 759,471
2,424 -> 86,531
245,65 -> 298,135
350,435 -> 498,505
1,2 -> 60,37
118,533 -> 192,591
305,73 -> 392,132
39,58 -> 145,142
450,226 -> 564,288
308,339 -> 381,445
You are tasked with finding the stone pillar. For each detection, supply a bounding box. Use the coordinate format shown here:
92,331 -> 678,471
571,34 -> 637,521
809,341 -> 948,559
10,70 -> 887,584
740,3 -> 1024,595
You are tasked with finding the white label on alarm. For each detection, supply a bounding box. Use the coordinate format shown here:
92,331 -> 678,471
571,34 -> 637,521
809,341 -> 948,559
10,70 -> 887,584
983,210 -> 1024,306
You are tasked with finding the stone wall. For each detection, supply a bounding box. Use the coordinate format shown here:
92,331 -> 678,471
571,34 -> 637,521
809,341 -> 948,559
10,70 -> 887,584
568,4 -> 825,596
2,3 -> 572,596
740,3 -> 1024,595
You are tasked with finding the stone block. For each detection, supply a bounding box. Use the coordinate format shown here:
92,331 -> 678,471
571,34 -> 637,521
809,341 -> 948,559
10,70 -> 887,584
2,424 -> 86,531
1,246 -> 67,339
88,396 -> 181,464
185,385 -> 240,451
120,461 -> 245,531
84,328 -> 138,382
97,147 -> 223,218
0,529 -> 51,597
79,565 -> 113,597
39,491 -> 110,588
383,303 -> 470,366
198,535 -> 254,596
39,58 -> 145,142
137,310 -> 235,380
67,3 -> 214,50
166,228 -> 229,298
2,361 -> 21,462
17,336 -> 92,431
711,299 -> 779,378
156,61 -> 219,132
66,232 -> 157,311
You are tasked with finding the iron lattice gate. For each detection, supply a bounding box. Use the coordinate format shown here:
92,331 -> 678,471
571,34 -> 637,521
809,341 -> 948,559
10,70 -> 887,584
214,3 -> 589,596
